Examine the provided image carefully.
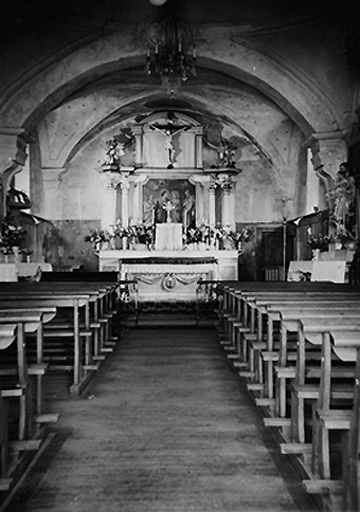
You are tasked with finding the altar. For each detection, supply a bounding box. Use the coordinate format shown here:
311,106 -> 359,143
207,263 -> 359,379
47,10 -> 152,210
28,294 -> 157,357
96,111 -> 241,302
98,249 -> 238,301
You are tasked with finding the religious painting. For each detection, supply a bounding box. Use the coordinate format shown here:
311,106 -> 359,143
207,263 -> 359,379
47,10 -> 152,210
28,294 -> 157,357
143,179 -> 196,226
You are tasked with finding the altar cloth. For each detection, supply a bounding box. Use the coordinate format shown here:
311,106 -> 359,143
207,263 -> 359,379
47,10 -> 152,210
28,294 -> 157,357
155,223 -> 183,251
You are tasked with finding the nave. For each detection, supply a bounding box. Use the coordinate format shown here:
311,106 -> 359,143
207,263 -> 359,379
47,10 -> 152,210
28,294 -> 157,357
2,326 -> 314,512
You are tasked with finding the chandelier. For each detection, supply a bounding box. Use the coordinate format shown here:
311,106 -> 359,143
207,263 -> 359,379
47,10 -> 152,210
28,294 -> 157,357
145,9 -> 197,98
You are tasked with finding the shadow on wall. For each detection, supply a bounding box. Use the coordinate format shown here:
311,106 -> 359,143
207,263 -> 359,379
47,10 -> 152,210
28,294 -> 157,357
44,220 -> 100,271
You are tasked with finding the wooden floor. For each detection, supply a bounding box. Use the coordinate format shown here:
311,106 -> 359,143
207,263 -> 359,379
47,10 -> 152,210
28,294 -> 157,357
3,325 -> 318,512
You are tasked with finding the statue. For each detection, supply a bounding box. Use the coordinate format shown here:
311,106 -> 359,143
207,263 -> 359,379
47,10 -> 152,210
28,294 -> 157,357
143,194 -> 156,225
328,162 -> 356,236
182,189 -> 195,227
104,139 -> 124,167
149,113 -> 192,169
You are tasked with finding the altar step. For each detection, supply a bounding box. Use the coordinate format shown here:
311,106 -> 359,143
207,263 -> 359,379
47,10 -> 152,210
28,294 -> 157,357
120,300 -> 218,327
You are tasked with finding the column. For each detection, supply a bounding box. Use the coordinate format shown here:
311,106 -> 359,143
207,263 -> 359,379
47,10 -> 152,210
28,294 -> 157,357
189,174 -> 211,225
120,174 -> 130,227
220,175 -> 235,230
131,174 -> 148,224
209,179 -> 217,227
195,183 -> 204,225
132,125 -> 143,168
193,126 -> 203,169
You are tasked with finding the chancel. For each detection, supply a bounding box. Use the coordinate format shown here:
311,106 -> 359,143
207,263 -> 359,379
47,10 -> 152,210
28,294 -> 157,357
1,0 -> 360,511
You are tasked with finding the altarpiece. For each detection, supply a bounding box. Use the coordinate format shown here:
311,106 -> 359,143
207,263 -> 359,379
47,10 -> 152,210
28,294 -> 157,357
98,112 -> 240,301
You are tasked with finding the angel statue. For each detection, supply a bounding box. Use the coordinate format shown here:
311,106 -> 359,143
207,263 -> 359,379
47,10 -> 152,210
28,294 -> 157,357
104,138 -> 124,167
203,123 -> 239,169
103,127 -> 134,168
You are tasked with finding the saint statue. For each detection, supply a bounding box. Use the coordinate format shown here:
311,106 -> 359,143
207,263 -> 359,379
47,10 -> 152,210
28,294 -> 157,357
328,162 -> 356,236
182,189 -> 195,227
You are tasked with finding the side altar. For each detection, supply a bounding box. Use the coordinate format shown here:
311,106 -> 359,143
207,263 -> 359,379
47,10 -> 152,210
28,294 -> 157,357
98,249 -> 238,301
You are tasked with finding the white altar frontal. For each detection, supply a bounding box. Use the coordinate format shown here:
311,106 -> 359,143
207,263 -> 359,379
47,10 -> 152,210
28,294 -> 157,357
98,249 -> 238,302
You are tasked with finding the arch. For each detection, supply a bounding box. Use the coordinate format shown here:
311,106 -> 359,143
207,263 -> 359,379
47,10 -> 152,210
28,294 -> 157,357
0,28 -> 341,137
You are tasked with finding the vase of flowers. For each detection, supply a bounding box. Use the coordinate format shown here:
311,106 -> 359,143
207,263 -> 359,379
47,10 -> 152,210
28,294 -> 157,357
228,226 -> 255,250
84,228 -> 111,250
307,234 -> 331,252
0,219 -> 27,260
312,248 -> 321,261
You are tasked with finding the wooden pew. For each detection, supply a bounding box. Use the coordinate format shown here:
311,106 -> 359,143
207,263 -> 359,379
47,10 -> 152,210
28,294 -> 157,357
302,331 -> 360,511
216,281 -> 360,511
0,308 -> 56,416
0,294 -> 91,398
0,280 -> 120,397
0,316 -> 60,504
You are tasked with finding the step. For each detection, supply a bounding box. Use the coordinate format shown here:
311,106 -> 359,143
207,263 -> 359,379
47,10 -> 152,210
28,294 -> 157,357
303,479 -> 343,495
264,417 -> 291,428
280,443 -> 312,455
247,383 -> 264,391
10,439 -> 42,451
255,398 -> 275,407
35,413 -> 60,424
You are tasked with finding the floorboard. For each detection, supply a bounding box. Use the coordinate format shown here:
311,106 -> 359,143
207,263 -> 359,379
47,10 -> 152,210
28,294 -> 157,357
4,326 -> 317,512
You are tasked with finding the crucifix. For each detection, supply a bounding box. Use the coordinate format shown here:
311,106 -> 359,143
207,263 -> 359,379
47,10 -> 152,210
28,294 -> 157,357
149,112 -> 192,169
163,200 -> 175,223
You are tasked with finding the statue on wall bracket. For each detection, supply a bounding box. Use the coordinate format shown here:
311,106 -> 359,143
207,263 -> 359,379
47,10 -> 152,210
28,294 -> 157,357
203,121 -> 243,171
102,127 -> 135,171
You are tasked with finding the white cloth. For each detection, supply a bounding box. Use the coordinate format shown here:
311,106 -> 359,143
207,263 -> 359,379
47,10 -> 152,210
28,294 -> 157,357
155,223 -> 183,251
311,260 -> 347,283
0,263 -> 17,281
287,261 -> 313,281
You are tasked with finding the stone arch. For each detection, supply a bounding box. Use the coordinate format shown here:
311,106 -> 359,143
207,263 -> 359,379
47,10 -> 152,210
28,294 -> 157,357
0,28 -> 341,136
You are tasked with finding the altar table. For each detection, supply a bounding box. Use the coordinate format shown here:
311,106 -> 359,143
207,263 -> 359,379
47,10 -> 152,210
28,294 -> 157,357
97,250 -> 239,301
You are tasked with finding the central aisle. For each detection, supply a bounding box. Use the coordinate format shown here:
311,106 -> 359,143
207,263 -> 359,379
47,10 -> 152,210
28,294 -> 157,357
9,327 -> 314,512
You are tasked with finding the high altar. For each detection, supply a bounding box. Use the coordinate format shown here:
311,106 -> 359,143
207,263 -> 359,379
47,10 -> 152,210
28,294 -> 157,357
98,112 -> 240,301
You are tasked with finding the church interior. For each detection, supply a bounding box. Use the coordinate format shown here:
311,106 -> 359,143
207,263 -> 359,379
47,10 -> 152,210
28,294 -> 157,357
0,0 -> 360,510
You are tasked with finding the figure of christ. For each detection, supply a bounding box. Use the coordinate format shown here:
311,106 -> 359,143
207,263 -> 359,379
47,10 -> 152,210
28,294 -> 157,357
149,120 -> 191,169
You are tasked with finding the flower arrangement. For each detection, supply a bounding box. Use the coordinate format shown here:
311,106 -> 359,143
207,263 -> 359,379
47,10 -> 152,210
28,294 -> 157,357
307,234 -> 332,250
111,220 -> 155,245
84,228 -> 111,249
112,219 -> 131,239
184,227 -> 203,244
333,223 -> 357,247
227,226 -> 254,245
0,219 -> 27,253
